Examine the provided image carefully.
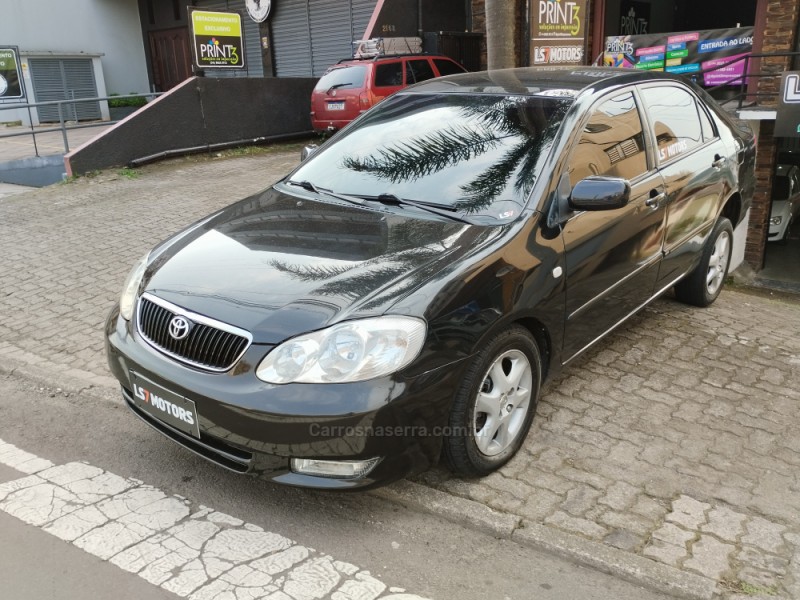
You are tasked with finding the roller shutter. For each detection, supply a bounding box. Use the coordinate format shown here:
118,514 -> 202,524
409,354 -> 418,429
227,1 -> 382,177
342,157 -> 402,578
193,0 -> 264,78
272,0 -> 378,77
271,1 -> 312,76
28,58 -> 100,123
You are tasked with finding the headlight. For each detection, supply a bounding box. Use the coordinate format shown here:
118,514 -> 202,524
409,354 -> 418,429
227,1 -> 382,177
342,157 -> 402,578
256,316 -> 426,384
119,253 -> 149,321
770,216 -> 782,226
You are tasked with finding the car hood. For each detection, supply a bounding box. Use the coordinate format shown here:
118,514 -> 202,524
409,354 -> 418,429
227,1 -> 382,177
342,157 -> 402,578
143,186 -> 502,343
770,200 -> 790,219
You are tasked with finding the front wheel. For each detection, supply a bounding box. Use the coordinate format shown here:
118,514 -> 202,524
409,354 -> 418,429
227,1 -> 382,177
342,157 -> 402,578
674,217 -> 733,307
443,326 -> 541,477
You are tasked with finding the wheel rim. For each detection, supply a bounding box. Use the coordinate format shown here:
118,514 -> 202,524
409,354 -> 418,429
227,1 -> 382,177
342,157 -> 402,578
706,230 -> 731,296
473,349 -> 533,457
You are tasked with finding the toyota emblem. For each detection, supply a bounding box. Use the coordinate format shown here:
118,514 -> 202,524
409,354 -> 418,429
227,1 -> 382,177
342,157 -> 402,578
168,316 -> 192,340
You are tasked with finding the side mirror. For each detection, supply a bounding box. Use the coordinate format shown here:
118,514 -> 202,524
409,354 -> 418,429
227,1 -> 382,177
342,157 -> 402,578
300,144 -> 319,161
569,176 -> 630,211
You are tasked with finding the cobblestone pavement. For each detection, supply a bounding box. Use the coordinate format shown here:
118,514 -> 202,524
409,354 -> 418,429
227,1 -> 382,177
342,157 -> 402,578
1,148 -> 799,597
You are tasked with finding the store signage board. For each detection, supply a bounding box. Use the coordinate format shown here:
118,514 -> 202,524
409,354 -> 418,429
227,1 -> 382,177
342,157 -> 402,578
604,27 -> 753,86
776,72 -> 800,138
530,0 -> 588,66
0,47 -> 24,98
190,9 -> 246,69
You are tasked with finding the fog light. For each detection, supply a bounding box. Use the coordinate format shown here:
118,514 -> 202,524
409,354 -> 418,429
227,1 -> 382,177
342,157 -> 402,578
290,457 -> 381,479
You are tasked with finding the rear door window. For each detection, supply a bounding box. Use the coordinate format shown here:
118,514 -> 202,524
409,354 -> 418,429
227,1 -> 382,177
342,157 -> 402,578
374,62 -> 404,87
433,58 -> 465,76
640,86 -> 704,163
406,59 -> 436,84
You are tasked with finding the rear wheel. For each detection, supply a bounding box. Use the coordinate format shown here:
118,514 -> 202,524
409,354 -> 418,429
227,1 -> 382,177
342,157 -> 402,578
674,217 -> 733,307
443,326 -> 541,477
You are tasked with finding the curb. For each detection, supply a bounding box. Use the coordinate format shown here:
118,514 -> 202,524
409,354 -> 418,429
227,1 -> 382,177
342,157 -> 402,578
2,349 -> 716,600
0,342 -> 117,405
372,480 -> 716,600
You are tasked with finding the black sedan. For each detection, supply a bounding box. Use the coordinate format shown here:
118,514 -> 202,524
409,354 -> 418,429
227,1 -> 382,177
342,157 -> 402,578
106,67 -> 755,489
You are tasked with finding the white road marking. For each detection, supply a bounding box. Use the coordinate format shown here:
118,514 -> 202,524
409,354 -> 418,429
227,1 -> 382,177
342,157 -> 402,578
0,438 -> 428,600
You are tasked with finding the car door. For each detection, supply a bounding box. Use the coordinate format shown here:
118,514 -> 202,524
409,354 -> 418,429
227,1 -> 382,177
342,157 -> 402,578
561,90 -> 667,362
638,85 -> 729,288
372,60 -> 405,101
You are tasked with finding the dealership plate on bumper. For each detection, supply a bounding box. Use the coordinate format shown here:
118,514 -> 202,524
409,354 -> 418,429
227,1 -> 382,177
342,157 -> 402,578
130,371 -> 201,439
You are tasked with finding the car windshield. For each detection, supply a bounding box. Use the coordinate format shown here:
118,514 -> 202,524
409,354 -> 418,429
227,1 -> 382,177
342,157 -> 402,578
291,93 -> 572,220
771,175 -> 791,201
314,65 -> 367,91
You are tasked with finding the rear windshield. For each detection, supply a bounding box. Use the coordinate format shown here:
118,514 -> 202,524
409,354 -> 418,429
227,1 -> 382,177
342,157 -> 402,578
291,93 -> 572,221
314,65 -> 367,91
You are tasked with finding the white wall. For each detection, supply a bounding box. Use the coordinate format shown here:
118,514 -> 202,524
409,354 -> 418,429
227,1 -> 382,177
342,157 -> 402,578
0,0 -> 149,97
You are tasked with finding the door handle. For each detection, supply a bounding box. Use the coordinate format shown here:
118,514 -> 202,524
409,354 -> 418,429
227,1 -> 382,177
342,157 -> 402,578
712,154 -> 727,169
646,192 -> 665,209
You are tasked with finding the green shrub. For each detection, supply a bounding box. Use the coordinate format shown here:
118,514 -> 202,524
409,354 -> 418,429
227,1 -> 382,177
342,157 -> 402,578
108,93 -> 148,108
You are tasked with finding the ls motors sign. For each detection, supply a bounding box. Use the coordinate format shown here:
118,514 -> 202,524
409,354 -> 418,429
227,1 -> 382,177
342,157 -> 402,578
776,72 -> 800,138
530,0 -> 588,66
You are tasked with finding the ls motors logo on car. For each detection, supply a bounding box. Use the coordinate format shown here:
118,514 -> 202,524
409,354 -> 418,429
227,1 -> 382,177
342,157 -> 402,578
534,45 -> 585,64
133,383 -> 196,427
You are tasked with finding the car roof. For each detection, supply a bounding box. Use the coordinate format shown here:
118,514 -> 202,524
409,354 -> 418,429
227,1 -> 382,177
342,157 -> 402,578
336,54 -> 454,66
406,66 -> 695,96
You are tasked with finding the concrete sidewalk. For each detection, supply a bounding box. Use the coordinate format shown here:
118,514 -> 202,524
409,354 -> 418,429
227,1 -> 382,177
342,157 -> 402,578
0,147 -> 798,598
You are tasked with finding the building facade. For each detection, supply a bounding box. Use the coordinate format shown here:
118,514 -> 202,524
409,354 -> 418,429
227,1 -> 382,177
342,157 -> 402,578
0,0 -> 150,125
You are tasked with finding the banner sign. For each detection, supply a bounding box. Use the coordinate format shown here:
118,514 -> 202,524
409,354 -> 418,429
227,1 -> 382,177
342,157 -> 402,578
0,47 -> 24,98
776,72 -> 800,138
190,9 -> 245,69
530,0 -> 588,67
604,27 -> 753,86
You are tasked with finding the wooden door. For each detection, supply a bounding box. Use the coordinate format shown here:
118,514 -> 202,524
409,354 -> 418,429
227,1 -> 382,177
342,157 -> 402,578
149,27 -> 193,92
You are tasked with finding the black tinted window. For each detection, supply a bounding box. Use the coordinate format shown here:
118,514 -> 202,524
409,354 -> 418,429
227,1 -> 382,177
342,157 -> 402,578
291,93 -> 572,220
406,59 -> 435,83
434,59 -> 465,76
772,176 -> 791,201
314,65 -> 366,91
569,92 -> 647,186
640,86 -> 704,162
374,62 -> 403,87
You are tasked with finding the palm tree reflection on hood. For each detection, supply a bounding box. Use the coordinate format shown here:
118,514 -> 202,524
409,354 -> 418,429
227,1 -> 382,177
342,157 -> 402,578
341,95 -> 571,215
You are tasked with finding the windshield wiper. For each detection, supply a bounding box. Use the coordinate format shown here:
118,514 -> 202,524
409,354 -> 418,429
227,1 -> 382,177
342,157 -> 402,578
365,193 -> 473,224
326,82 -> 352,94
286,180 -> 364,206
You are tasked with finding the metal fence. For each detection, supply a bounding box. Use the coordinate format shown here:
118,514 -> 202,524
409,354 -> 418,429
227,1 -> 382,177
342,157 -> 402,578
0,93 -> 161,157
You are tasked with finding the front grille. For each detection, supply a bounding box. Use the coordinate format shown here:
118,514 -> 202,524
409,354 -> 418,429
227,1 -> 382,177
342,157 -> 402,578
137,294 -> 251,372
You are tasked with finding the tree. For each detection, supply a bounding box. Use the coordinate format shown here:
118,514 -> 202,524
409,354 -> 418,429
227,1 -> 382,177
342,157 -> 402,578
485,0 -> 517,69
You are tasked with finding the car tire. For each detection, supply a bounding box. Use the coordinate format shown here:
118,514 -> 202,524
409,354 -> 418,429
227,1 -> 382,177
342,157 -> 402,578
674,217 -> 734,307
443,326 -> 541,477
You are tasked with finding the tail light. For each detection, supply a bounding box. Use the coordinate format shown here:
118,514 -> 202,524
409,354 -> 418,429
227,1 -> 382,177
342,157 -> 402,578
359,91 -> 376,110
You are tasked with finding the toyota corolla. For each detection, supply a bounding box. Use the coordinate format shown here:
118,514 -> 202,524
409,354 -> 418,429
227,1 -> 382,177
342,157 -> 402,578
106,67 -> 754,489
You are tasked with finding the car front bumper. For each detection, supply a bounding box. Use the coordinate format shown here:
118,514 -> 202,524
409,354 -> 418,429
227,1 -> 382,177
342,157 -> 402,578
105,307 -> 466,490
